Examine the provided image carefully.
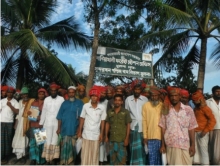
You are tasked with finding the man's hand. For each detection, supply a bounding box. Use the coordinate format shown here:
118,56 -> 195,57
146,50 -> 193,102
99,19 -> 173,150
104,136 -> 108,143
160,145 -> 166,154
124,138 -> 129,146
7,101 -> 12,107
200,131 -> 207,138
77,131 -> 82,138
189,145 -> 195,157
99,134 -> 103,142
144,138 -> 148,145
56,128 -> 60,135
39,125 -> 43,129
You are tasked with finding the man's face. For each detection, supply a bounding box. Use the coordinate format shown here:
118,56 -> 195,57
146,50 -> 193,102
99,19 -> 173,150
6,90 -> 14,99
114,97 -> 123,108
91,95 -> 98,104
115,89 -> 123,95
150,93 -> 160,106
78,89 -> 85,99
169,93 -> 180,106
68,89 -> 75,98
213,89 -> 220,100
50,88 -> 58,98
192,99 -> 200,107
21,93 -> 29,101
181,96 -> 189,105
106,90 -> 114,100
133,87 -> 142,98
38,92 -> 45,100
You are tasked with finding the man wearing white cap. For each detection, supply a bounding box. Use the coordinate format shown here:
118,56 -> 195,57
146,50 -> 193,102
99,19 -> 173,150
56,86 -> 84,165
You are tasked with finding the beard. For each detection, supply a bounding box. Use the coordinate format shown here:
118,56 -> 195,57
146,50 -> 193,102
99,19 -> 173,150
99,97 -> 106,103
69,97 -> 75,101
150,100 -> 159,106
213,96 -> 220,100
134,93 -> 140,98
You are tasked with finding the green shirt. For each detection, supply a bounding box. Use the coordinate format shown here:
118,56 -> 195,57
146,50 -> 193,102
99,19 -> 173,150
106,108 -> 132,142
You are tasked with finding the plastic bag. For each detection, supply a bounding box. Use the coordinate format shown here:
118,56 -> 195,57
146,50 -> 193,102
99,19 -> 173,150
144,144 -> 149,154
162,153 -> 167,165
75,138 -> 82,154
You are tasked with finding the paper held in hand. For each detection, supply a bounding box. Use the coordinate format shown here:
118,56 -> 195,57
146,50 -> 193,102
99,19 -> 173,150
28,106 -> 39,121
34,128 -> 47,145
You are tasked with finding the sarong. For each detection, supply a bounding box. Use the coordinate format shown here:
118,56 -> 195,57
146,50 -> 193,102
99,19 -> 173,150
42,144 -> 60,162
29,128 -> 45,164
130,125 -> 146,165
148,139 -> 162,165
209,129 -> 220,165
1,122 -> 13,157
81,138 -> 99,165
60,136 -> 77,165
167,147 -> 191,165
109,142 -> 126,165
193,132 -> 209,164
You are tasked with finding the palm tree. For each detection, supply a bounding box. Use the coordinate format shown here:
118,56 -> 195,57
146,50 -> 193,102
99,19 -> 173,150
138,0 -> 220,89
1,0 -> 92,89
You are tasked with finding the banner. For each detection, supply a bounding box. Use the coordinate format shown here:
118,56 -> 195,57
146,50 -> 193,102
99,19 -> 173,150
95,47 -> 153,78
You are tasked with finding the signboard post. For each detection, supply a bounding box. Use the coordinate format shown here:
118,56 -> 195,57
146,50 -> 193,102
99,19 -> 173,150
95,47 -> 153,79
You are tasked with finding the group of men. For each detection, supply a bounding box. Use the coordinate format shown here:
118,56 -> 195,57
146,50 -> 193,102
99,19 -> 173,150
0,81 -> 220,165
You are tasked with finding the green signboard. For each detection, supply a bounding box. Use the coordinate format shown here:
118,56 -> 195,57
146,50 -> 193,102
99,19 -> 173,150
95,47 -> 153,79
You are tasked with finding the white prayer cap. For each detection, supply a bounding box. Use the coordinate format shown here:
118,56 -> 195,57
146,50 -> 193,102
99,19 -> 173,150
68,86 -> 76,90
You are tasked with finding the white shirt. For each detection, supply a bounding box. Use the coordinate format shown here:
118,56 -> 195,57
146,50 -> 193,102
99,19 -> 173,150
80,103 -> 106,140
39,95 -> 64,126
0,98 -> 19,122
206,98 -> 220,129
125,95 -> 148,132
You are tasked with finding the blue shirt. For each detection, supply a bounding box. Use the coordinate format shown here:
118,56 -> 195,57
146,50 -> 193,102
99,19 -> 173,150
56,99 -> 83,136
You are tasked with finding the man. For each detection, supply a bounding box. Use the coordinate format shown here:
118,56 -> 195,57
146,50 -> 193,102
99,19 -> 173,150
12,86 -> 31,164
1,85 -> 8,99
77,87 -> 106,165
105,94 -> 131,165
23,88 -> 47,165
206,85 -> 220,165
39,83 -> 64,164
76,84 -> 89,104
180,89 -> 190,105
1,87 -> 19,164
141,85 -> 150,99
56,86 -> 83,165
125,80 -> 148,165
142,86 -> 163,165
106,86 -> 114,101
191,91 -> 216,165
159,87 -> 198,165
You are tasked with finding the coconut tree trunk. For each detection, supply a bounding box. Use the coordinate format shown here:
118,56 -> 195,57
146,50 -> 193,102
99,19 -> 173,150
197,37 -> 207,90
16,55 -> 25,89
86,9 -> 100,96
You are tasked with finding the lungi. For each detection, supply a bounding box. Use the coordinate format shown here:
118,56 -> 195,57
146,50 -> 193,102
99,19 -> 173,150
167,147 -> 191,165
81,138 -> 99,165
42,144 -> 60,162
193,132 -> 209,164
209,129 -> 220,165
60,136 -> 77,165
1,123 -> 13,157
109,142 -> 126,165
29,128 -> 45,164
148,139 -> 162,165
130,125 -> 146,165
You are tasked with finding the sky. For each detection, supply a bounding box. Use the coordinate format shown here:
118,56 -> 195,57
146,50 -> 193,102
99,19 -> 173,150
50,0 -> 220,94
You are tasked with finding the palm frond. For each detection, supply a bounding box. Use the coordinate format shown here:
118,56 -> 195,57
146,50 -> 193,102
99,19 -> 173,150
37,16 -> 92,50
210,42 -> 220,69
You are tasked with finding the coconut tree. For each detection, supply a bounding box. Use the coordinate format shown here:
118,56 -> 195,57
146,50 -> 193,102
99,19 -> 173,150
1,0 -> 92,89
136,0 -> 220,89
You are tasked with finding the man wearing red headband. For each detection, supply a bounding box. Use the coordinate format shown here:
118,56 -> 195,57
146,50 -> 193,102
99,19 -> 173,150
39,83 -> 64,164
142,86 -> 163,165
78,87 -> 106,165
192,91 -> 216,165
1,87 -> 19,164
76,84 -> 89,104
159,86 -> 198,165
23,88 -> 48,165
206,85 -> 220,165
